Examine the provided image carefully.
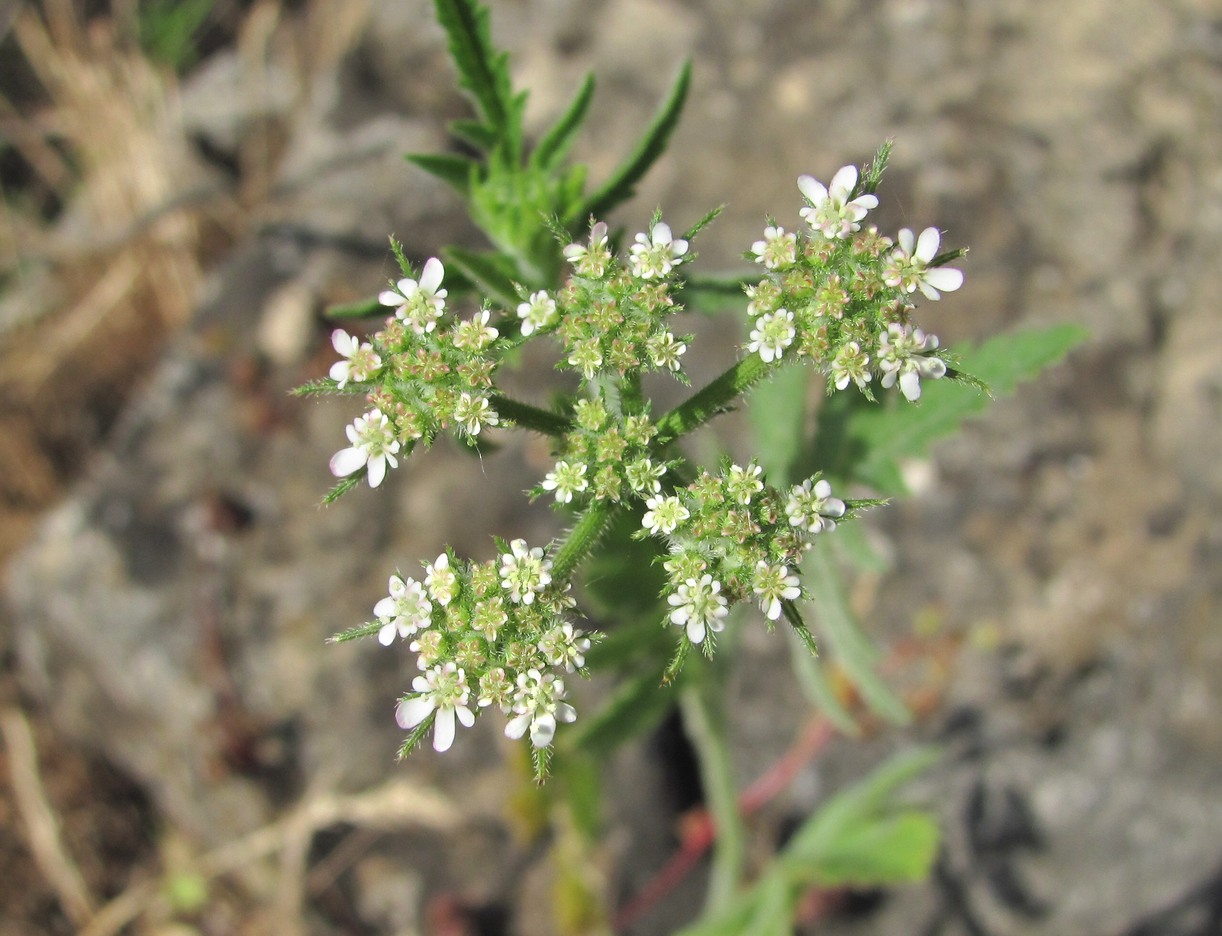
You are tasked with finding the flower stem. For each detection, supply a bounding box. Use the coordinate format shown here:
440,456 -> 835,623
552,499 -> 620,582
654,354 -> 774,444
490,393 -> 572,437
679,668 -> 744,916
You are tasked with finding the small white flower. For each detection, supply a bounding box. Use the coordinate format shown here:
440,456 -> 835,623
667,575 -> 729,644
424,553 -> 460,606
752,561 -> 801,621
725,463 -> 764,505
537,622 -> 592,672
379,257 -> 448,334
541,460 -> 589,504
504,668 -> 577,748
453,392 -> 499,435
877,323 -> 947,401
499,539 -> 553,605
642,494 -> 690,535
646,330 -> 688,372
395,662 -> 476,753
567,338 -> 603,379
452,309 -> 499,350
751,225 -> 798,270
831,341 -> 872,391
563,221 -> 611,276
747,309 -> 796,364
625,457 -> 665,494
329,329 -> 382,388
883,227 -> 964,301
785,477 -> 846,534
329,410 -> 401,487
517,290 -> 559,336
629,222 -> 689,279
798,166 -> 879,239
374,574 -> 432,644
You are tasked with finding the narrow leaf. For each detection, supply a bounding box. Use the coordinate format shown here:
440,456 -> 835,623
448,118 -> 500,152
749,363 -> 808,486
325,296 -> 384,320
531,72 -> 596,170
321,474 -> 362,505
405,152 -> 478,195
572,59 -> 692,222
433,0 -> 513,134
441,245 -> 522,308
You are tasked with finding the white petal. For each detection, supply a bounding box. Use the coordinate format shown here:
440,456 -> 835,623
915,227 -> 942,263
373,596 -> 396,619
671,238 -> 689,257
432,708 -> 456,752
378,290 -> 403,307
852,194 -> 879,211
530,714 -> 557,747
456,706 -> 476,728
897,228 -> 915,256
396,696 -> 435,729
923,267 -> 964,294
556,702 -> 577,725
420,257 -> 445,293
328,361 -> 350,385
366,455 -> 387,488
900,370 -> 923,401
829,165 -> 858,200
378,622 -> 396,645
396,277 -> 417,294
652,222 -> 673,245
797,174 -> 827,204
686,619 -> 707,644
330,446 -> 367,478
505,712 -> 531,740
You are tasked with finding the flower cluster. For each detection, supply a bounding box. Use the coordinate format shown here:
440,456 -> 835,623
744,164 -> 964,401
365,540 -> 591,754
327,254 -> 504,488
638,461 -> 853,647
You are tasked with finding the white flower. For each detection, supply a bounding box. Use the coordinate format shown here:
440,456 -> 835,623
453,392 -> 498,436
877,323 -> 947,401
725,463 -> 764,505
567,338 -> 603,379
329,329 -> 382,388
798,166 -> 878,239
452,309 -> 499,350
329,409 -> 401,487
667,575 -> 729,644
646,330 -> 688,372
751,225 -> 798,270
537,622 -> 592,672
629,222 -> 689,279
379,257 -> 447,334
563,221 -> 611,276
747,309 -> 796,364
625,457 -> 665,494
424,553 -> 460,606
504,668 -> 577,748
642,494 -> 690,535
517,290 -> 559,336
541,460 -> 589,504
831,340 -> 872,391
499,539 -> 553,605
785,477 -> 846,534
395,662 -> 476,753
883,227 -> 964,300
374,574 -> 432,645
752,561 -> 801,621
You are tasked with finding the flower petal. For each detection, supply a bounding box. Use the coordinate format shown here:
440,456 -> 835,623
378,622 -> 396,645
900,370 -> 923,401
915,227 -> 941,263
829,165 -> 858,200
366,455 -> 387,488
330,446 -> 367,478
420,257 -> 445,293
923,267 -> 964,293
378,290 -> 403,307
797,174 -> 828,204
432,708 -> 456,752
529,714 -> 557,748
505,712 -> 531,740
897,227 -> 915,256
395,696 -> 434,730
456,706 -> 476,728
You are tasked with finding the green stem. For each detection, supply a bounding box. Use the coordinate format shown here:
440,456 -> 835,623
490,393 -> 572,437
680,669 -> 744,915
654,355 -> 774,445
551,499 -> 620,582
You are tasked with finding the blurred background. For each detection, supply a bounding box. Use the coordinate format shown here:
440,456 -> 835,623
2,0 -> 1221,934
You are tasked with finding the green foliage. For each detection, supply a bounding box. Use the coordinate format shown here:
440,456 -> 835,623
676,749 -> 940,936
137,0 -> 215,71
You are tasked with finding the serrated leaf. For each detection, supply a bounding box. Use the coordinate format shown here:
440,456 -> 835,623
441,245 -> 522,308
749,363 -> 808,487
448,118 -> 500,152
531,72 -> 596,171
814,323 -> 1087,494
571,59 -> 692,223
433,0 -> 516,144
405,152 -> 478,195
805,538 -> 910,725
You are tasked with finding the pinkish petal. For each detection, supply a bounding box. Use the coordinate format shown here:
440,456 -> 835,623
330,446 -> 367,478
420,257 -> 445,293
395,696 -> 434,730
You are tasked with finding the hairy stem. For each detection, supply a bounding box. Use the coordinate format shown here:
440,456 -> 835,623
552,499 -> 620,582
490,393 -> 572,437
654,354 -> 774,444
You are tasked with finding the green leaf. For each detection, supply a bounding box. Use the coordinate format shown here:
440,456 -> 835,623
531,72 -> 597,171
292,378 -> 368,397
325,296 -> 384,320
321,474 -> 362,505
749,363 -> 808,487
448,118 -> 500,153
440,245 -> 522,308
405,152 -> 478,196
569,663 -> 677,757
813,323 -> 1087,494
572,59 -> 692,223
805,538 -> 911,725
433,0 -> 518,148
327,621 -> 383,644
782,747 -> 940,885
786,627 -> 859,735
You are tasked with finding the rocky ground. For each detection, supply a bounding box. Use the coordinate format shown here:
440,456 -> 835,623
2,0 -> 1221,934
